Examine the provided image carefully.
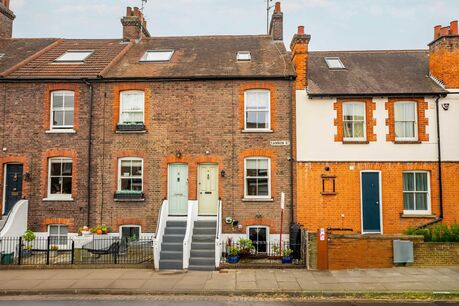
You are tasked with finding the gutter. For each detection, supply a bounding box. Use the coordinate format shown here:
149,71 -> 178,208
83,79 -> 94,228
307,92 -> 447,98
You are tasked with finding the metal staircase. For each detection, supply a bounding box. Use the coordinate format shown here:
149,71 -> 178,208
158,220 -> 186,269
189,220 -> 216,271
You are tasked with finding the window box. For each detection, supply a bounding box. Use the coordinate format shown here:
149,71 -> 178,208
116,123 -> 146,132
114,191 -> 144,201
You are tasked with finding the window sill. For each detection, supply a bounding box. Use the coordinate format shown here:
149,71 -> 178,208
116,124 -> 146,133
394,140 -> 421,144
116,130 -> 147,134
242,129 -> 273,133
114,198 -> 145,202
321,192 -> 337,196
242,197 -> 274,202
43,197 -> 74,202
114,192 -> 145,201
46,129 -> 76,134
400,213 -> 436,218
342,140 -> 369,144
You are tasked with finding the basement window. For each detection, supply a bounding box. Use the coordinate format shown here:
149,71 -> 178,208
325,57 -> 345,69
237,51 -> 251,62
140,50 -> 174,62
55,50 -> 93,63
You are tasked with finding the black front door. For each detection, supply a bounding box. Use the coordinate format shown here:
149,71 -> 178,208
4,164 -> 23,215
361,172 -> 381,233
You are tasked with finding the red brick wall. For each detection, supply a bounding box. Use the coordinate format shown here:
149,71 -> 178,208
0,8 -> 13,39
297,162 -> 459,234
429,36 -> 459,88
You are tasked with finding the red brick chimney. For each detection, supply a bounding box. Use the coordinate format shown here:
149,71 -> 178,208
429,20 -> 459,88
0,0 -> 15,39
269,2 -> 283,41
121,6 -> 151,41
290,26 -> 311,90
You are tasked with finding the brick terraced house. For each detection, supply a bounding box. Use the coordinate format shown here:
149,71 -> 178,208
0,1 -> 295,270
293,22 -> 459,234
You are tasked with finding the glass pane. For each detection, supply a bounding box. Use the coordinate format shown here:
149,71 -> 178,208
62,162 -> 72,175
403,193 -> 414,210
121,112 -> 143,124
246,168 -> 257,176
246,178 -> 257,196
132,161 -> 142,176
353,122 -> 364,138
343,103 -> 353,116
64,111 -> 74,126
52,93 -> 64,108
404,122 -> 415,138
246,111 -> 258,129
121,161 -> 131,177
354,103 -> 365,116
416,173 -> 428,191
60,226 -> 68,235
64,94 -> 74,108
395,122 -> 404,138
50,177 -> 61,194
49,226 -> 59,235
62,177 -> 72,194
53,111 -> 64,126
131,179 -> 142,191
395,103 -> 404,121
404,103 -> 416,120
246,160 -> 257,170
50,161 -> 62,176
257,178 -> 269,196
121,93 -> 143,111
344,121 -> 353,138
245,92 -> 258,110
415,193 -> 428,210
121,178 -> 131,191
258,159 -> 268,170
257,111 -> 268,129
257,92 -> 269,109
403,173 -> 414,191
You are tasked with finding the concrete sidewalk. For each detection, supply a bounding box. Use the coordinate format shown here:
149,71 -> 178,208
0,267 -> 458,297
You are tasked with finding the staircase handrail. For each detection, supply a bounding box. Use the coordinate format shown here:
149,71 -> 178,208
153,199 -> 168,270
215,198 -> 223,268
183,200 -> 198,269
0,199 -> 28,237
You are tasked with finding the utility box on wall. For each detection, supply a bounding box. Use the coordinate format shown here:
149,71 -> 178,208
393,240 -> 414,264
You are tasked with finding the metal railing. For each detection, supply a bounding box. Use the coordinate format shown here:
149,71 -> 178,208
0,237 -> 153,266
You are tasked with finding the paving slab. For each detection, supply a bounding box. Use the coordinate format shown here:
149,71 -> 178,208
236,281 -> 258,290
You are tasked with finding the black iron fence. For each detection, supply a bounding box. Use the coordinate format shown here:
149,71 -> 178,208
221,240 -> 306,266
0,237 -> 153,266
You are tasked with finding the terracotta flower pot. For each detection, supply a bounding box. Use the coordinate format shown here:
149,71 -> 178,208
96,229 -> 103,235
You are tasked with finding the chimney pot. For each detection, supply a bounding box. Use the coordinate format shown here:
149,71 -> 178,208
298,26 -> 305,35
1,0 -> 10,8
440,26 -> 450,37
275,2 -> 281,12
434,25 -> 442,39
450,20 -> 458,35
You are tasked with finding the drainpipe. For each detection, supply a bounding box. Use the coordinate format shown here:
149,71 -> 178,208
288,77 -> 294,226
84,80 -> 94,227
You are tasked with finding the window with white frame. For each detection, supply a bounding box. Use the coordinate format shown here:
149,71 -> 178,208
48,224 -> 68,245
54,50 -> 93,63
118,158 -> 143,192
343,102 -> 366,140
119,91 -> 145,125
140,50 -> 174,62
247,226 -> 268,253
244,157 -> 270,198
120,225 -> 141,241
51,91 -> 74,130
244,90 -> 270,130
395,102 -> 417,140
48,157 -> 73,199
403,171 -> 430,214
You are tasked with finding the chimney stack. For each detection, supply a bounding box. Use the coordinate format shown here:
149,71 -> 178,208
0,0 -> 15,39
290,26 -> 311,90
121,6 -> 151,41
269,2 -> 283,41
429,20 -> 459,88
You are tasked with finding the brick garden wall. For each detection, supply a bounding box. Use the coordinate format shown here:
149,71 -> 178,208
413,242 -> 459,266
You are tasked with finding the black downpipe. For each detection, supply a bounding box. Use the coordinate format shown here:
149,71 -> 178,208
84,80 -> 94,227
289,77 -> 294,225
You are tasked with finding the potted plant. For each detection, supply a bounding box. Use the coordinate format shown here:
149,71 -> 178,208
79,226 -> 91,236
281,247 -> 294,264
237,238 -> 254,258
22,230 -> 36,257
226,246 -> 240,264
269,244 -> 281,259
49,245 -> 59,257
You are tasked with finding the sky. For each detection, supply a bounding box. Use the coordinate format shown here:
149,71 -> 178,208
8,0 -> 459,51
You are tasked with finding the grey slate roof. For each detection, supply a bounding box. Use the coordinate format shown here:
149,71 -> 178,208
307,50 -> 446,96
105,35 -> 295,79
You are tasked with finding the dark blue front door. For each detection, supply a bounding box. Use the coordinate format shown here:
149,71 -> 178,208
361,172 -> 381,233
4,164 -> 23,215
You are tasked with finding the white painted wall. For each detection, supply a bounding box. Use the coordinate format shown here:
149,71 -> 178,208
296,90 -> 459,162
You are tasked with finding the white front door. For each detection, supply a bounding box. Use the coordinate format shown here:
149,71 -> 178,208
168,164 -> 188,216
197,164 -> 218,216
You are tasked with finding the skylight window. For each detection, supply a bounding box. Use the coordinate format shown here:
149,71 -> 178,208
325,57 -> 345,69
237,51 -> 251,62
55,51 -> 93,63
140,50 -> 174,62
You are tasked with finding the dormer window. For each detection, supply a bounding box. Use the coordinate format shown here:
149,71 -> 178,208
55,50 -> 93,63
325,57 -> 345,69
237,51 -> 251,62
140,50 -> 174,62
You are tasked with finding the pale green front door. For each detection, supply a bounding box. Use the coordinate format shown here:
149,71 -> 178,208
168,164 -> 188,216
198,164 -> 218,216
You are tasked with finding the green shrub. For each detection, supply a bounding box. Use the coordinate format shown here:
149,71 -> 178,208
405,223 -> 459,242
238,238 -> 254,256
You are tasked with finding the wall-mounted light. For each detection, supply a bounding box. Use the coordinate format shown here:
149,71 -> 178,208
220,170 -> 226,177
175,151 -> 182,159
442,103 -> 450,111
205,150 -> 210,155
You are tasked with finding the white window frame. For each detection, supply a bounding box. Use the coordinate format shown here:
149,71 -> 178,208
140,50 -> 174,62
118,157 -> 144,192
402,171 -> 431,215
244,157 -> 271,199
244,89 -> 271,132
237,51 -> 251,62
46,157 -> 73,201
394,101 -> 418,141
48,224 -> 69,247
247,225 -> 270,252
343,102 -> 366,141
54,50 -> 93,63
325,57 -> 345,69
50,90 -> 75,131
119,90 -> 145,125
119,225 -> 142,240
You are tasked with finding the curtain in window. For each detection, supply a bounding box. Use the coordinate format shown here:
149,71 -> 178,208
120,91 -> 144,124
343,102 -> 365,139
245,91 -> 269,129
395,102 -> 416,139
52,91 -> 74,128
246,158 -> 269,197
